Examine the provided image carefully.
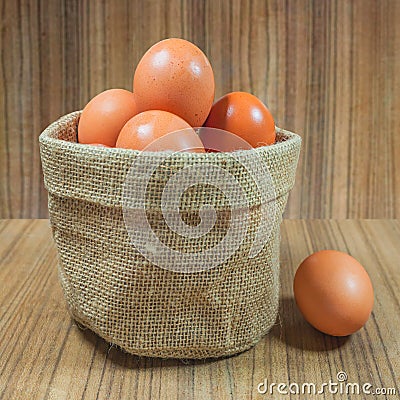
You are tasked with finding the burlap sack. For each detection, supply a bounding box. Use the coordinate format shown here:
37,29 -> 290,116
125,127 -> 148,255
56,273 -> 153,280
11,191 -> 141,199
39,111 -> 301,359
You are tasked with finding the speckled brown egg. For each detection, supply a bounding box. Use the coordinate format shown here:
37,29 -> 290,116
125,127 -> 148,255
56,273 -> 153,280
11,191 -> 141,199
133,38 -> 215,127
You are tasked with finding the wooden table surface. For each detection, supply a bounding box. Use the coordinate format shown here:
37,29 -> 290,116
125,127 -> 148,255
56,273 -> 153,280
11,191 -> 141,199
0,219 -> 399,399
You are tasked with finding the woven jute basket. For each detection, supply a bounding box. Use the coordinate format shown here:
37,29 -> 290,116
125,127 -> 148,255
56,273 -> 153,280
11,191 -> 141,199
39,111 -> 301,359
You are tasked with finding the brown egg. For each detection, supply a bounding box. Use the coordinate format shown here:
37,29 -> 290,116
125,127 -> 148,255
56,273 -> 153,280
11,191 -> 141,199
78,89 -> 138,147
203,91 -> 276,148
293,250 -> 374,336
87,143 -> 111,148
133,38 -> 215,127
115,110 -> 205,152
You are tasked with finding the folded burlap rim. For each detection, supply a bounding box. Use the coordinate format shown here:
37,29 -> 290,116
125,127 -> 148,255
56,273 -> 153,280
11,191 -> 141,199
39,111 -> 301,209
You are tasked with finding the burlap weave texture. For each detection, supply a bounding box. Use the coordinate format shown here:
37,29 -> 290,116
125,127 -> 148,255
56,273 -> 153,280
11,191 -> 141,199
39,111 -> 301,359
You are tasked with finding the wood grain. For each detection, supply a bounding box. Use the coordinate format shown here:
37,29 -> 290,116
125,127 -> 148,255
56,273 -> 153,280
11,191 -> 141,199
1,0 -> 399,218
0,219 -> 399,399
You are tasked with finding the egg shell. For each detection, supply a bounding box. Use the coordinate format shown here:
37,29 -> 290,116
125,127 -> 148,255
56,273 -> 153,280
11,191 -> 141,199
133,38 -> 215,127
204,91 -> 276,148
293,250 -> 374,336
78,89 -> 138,147
116,110 -> 205,152
88,143 -> 112,148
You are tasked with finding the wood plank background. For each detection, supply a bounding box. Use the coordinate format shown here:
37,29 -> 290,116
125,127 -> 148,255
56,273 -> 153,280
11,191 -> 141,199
1,0 -> 399,219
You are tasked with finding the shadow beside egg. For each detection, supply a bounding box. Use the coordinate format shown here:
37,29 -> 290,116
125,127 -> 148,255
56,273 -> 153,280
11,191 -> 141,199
270,296 -> 350,351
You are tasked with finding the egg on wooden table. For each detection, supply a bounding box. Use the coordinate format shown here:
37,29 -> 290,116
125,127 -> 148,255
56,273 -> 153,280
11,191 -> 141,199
293,250 -> 374,336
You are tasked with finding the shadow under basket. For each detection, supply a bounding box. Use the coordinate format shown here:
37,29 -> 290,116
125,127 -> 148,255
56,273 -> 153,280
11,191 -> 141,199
39,111 -> 301,359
